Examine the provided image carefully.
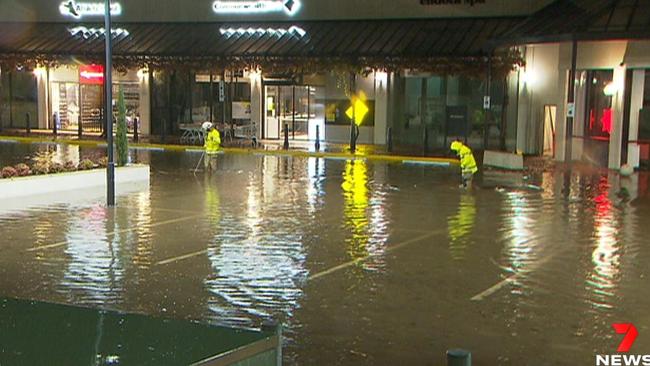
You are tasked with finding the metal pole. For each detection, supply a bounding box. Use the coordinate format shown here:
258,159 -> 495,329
105,0 -> 115,206
53,113 -> 57,136
387,127 -> 393,152
25,112 -> 30,134
565,39 -> 578,163
78,114 -> 82,139
283,123 -> 289,149
349,73 -> 356,153
315,124 -> 320,151
447,349 -> 471,366
484,55 -> 492,150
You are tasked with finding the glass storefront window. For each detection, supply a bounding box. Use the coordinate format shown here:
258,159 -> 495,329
0,70 -> 38,129
392,73 -> 504,152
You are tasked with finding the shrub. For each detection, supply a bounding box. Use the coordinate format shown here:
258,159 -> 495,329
1,166 -> 17,178
31,151 -> 55,172
97,156 -> 108,168
14,163 -> 31,177
32,163 -> 50,175
64,161 -> 77,172
50,162 -> 65,173
79,159 -> 95,170
116,86 -> 129,167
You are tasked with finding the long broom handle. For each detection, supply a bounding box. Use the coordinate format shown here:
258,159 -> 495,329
194,151 -> 205,173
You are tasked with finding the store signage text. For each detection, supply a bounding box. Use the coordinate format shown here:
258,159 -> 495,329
420,0 -> 486,6
59,0 -> 122,19
213,0 -> 301,16
68,26 -> 129,39
79,65 -> 105,85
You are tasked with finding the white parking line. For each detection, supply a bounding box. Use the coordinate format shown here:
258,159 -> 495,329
155,249 -> 209,266
27,214 -> 203,252
308,230 -> 445,281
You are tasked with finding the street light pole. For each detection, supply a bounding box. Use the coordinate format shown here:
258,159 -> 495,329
105,0 -> 115,206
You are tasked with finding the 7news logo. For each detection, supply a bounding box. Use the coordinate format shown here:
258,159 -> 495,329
596,323 -> 648,366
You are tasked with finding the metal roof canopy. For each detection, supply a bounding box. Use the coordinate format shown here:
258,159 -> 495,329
495,0 -> 650,46
0,18 -> 523,61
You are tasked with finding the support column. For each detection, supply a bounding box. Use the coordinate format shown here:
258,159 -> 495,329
249,70 -> 262,140
36,68 -> 49,129
139,68 -> 151,136
565,40 -> 578,162
608,66 -> 627,170
627,69 -> 645,168
374,71 -> 389,145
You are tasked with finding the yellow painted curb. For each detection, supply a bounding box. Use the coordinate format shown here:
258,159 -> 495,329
0,135 -> 459,166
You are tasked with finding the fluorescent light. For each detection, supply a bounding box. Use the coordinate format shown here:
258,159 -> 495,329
219,26 -> 306,38
68,26 -> 129,39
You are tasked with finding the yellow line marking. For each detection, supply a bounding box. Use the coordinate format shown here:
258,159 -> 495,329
308,230 -> 445,281
0,135 -> 459,165
27,214 -> 203,252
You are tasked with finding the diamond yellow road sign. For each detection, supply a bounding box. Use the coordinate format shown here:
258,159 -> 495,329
346,96 -> 369,126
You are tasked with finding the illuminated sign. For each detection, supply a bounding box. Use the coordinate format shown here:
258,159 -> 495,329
212,0 -> 301,16
219,26 -> 306,38
420,0 -> 485,5
346,93 -> 369,126
79,65 -> 104,85
59,0 -> 122,19
68,26 -> 129,39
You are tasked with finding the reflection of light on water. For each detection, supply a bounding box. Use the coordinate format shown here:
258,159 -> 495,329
341,160 -> 387,270
306,157 -> 325,213
60,205 -> 123,304
505,191 -> 535,272
447,194 -> 476,260
132,190 -> 153,268
586,178 -> 621,310
205,164 -> 307,327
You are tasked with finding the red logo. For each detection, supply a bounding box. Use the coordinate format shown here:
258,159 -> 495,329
613,323 -> 639,352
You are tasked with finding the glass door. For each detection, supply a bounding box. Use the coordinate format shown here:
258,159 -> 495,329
264,84 -> 324,141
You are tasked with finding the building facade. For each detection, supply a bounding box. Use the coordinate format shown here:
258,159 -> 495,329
0,0 -> 648,169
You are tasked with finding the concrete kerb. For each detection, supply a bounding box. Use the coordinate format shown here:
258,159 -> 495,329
0,135 -> 460,166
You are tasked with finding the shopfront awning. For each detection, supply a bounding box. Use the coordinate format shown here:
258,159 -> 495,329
0,18 -> 524,75
495,0 -> 650,45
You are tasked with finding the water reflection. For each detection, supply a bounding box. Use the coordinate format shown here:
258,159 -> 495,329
447,193 -> 476,260
586,175 -> 621,310
60,205 -> 123,304
205,157 -> 308,327
341,159 -> 388,271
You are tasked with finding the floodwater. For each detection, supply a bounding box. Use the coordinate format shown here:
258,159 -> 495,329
1,141 -> 649,365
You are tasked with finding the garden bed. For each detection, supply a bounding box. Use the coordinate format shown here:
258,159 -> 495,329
0,164 -> 150,200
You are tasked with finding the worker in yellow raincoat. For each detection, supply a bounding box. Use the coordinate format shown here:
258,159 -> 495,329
451,141 -> 478,188
202,122 -> 221,172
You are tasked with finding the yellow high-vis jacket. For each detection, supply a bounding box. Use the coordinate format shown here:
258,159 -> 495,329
204,129 -> 221,154
451,142 -> 478,175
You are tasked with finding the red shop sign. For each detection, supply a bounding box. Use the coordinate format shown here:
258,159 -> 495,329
79,65 -> 104,85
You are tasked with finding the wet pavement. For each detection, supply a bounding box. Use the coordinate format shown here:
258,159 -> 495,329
0,142 -> 649,365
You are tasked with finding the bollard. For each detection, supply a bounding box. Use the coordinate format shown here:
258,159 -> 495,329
78,114 -> 83,139
25,113 -> 30,134
423,126 -> 429,155
387,127 -> 393,153
315,124 -> 321,151
133,116 -> 139,142
261,321 -> 283,366
52,113 -> 58,136
349,123 -> 356,153
283,123 -> 289,150
447,349 -> 471,366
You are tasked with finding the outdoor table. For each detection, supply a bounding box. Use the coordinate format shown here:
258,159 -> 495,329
0,297 -> 280,366
180,124 -> 205,145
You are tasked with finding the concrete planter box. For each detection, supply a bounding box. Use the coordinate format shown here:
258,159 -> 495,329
482,150 -> 524,171
0,164 -> 150,200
